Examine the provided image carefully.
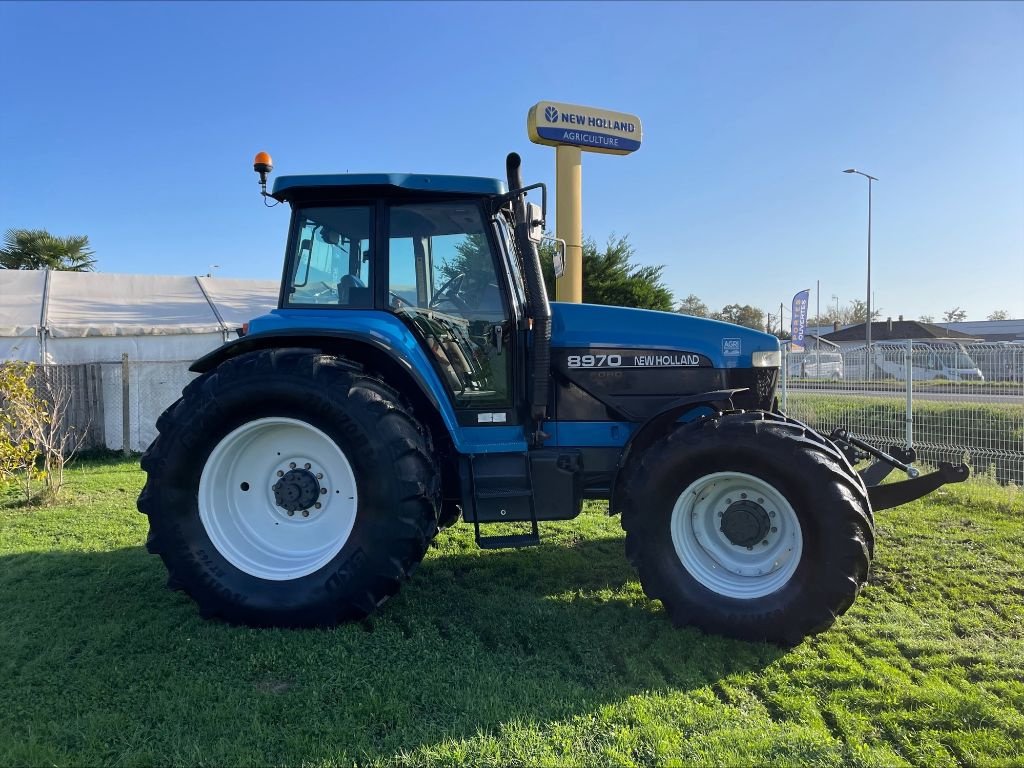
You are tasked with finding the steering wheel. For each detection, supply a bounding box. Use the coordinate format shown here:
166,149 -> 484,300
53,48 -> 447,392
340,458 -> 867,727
389,291 -> 413,309
312,281 -> 338,300
431,272 -> 471,312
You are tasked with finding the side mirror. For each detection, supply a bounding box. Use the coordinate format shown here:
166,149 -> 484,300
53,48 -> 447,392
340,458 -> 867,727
526,202 -> 544,244
543,236 -> 567,279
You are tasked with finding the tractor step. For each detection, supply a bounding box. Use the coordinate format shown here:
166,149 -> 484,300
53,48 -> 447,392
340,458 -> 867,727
474,487 -> 534,499
476,530 -> 541,549
467,453 -> 542,548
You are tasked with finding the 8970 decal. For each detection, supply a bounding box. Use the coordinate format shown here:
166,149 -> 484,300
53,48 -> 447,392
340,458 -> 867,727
562,349 -> 709,369
567,354 -> 622,368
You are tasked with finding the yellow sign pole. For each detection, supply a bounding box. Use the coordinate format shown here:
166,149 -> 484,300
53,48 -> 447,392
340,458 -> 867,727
555,145 -> 583,303
527,101 -> 642,304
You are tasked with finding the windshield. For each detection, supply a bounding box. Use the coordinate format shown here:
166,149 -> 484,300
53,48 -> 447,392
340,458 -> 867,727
938,348 -> 976,369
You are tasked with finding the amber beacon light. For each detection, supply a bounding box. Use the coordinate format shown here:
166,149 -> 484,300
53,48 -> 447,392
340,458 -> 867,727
253,151 -> 274,193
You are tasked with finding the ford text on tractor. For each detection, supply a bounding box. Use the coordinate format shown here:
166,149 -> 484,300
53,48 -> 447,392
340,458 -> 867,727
138,152 -> 969,644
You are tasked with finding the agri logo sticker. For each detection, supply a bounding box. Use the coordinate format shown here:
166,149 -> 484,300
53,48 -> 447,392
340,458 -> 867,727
723,338 -> 741,356
544,105 -> 559,123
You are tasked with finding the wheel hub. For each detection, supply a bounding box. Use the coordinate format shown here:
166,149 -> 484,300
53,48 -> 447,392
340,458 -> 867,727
273,468 -> 321,513
720,499 -> 771,548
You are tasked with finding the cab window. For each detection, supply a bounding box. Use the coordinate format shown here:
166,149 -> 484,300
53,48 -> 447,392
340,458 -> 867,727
284,206 -> 372,307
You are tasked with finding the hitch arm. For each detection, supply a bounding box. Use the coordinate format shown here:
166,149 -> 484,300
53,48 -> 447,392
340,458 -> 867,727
868,462 -> 970,511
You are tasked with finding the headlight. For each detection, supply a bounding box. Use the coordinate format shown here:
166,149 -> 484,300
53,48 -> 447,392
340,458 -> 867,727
752,350 -> 781,367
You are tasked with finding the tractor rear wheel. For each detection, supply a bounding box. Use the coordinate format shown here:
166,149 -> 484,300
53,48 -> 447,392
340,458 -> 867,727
138,348 -> 439,626
620,411 -> 873,645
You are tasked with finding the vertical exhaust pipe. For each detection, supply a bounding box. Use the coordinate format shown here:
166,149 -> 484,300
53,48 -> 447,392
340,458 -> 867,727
506,152 -> 551,444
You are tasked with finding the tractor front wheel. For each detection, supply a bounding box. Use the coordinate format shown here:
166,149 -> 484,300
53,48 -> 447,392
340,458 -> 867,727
620,411 -> 873,644
138,348 -> 439,626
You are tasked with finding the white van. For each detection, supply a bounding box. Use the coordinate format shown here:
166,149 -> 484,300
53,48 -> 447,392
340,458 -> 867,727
787,351 -> 844,380
849,342 -> 984,382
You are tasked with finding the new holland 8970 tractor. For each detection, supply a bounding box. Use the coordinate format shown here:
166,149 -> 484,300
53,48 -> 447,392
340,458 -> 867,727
138,152 -> 968,644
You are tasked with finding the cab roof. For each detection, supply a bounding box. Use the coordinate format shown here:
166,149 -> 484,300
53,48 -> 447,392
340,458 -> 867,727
271,173 -> 506,200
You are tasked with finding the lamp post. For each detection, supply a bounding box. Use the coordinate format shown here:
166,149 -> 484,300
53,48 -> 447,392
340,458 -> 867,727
843,168 -> 877,377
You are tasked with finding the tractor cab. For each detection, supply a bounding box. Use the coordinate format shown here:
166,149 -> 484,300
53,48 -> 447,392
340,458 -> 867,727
256,160 -> 554,445
278,186 -> 518,406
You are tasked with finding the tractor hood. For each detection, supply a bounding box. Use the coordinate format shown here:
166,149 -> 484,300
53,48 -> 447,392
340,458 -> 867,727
549,302 -> 779,369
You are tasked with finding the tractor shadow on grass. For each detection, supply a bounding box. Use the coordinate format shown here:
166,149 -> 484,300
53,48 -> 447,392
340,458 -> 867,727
0,534 -> 786,763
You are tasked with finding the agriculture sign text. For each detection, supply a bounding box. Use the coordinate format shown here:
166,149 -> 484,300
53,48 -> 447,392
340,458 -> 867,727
528,101 -> 643,155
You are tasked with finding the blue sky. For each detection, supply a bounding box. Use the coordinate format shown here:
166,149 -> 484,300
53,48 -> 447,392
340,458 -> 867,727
2,1 -> 1022,322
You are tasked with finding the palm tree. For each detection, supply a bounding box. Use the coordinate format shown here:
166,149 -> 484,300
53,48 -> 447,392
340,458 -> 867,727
0,229 -> 96,271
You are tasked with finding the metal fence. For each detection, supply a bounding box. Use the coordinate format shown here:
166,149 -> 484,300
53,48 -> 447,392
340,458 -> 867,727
26,358 -> 198,454
17,341 -> 1024,485
782,342 -> 1024,485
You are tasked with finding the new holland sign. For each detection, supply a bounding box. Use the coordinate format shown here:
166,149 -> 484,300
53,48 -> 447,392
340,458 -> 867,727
528,101 -> 642,155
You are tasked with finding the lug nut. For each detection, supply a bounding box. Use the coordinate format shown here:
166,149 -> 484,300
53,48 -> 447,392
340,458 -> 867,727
746,545 -> 753,551
771,526 -> 777,533
302,509 -> 310,517
289,462 -> 296,469
741,493 -> 747,499
277,470 -> 284,477
317,473 -> 323,480
321,488 -> 327,495
304,463 -> 311,470
287,510 -> 294,517
757,498 -> 764,504
769,511 -> 776,518
717,510 -> 724,517
314,502 -> 321,509
762,539 -> 769,545
726,498 -> 732,504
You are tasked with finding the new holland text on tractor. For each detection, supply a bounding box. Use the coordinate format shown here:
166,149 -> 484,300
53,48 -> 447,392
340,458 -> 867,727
138,152 -> 968,643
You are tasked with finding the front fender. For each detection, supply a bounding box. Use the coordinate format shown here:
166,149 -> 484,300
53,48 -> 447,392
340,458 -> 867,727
608,389 -> 746,515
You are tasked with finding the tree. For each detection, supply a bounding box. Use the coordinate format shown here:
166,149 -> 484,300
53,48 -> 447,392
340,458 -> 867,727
572,235 -> 674,311
1,228 -> 96,271
848,299 -> 882,324
918,314 -> 935,323
987,310 -> 1010,321
943,307 -> 967,323
677,293 -> 710,317
713,304 -> 765,331
442,232 -> 673,311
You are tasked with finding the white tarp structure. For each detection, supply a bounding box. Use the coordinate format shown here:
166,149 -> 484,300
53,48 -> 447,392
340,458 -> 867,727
1,270 -> 280,452
0,270 -> 279,363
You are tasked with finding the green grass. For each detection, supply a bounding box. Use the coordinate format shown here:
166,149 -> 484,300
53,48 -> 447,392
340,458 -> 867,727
2,459 -> 1023,766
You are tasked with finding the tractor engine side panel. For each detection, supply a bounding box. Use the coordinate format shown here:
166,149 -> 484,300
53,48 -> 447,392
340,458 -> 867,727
552,347 -> 777,422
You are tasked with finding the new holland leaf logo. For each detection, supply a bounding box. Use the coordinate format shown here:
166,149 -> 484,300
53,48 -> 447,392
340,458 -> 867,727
544,105 -> 559,123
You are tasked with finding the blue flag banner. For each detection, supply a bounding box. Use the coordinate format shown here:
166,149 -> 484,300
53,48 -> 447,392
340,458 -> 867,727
790,289 -> 810,352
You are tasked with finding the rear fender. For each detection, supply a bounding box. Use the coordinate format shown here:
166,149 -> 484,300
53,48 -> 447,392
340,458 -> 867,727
190,328 -> 460,449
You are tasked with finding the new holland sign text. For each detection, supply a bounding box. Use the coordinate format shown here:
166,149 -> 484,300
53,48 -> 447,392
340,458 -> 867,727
528,101 -> 642,155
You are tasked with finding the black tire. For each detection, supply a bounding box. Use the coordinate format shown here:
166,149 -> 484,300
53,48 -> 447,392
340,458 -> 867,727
138,348 -> 439,626
620,411 -> 873,645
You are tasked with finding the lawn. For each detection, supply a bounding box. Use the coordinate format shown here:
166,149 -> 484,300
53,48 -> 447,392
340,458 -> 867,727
1,458 -> 1022,766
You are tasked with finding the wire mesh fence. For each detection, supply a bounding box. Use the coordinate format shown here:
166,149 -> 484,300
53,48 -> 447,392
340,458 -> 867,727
17,341 -> 1024,485
782,342 -> 1024,485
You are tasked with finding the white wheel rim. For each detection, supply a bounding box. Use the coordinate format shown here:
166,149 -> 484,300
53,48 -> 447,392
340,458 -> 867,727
198,417 -> 358,581
670,471 -> 803,599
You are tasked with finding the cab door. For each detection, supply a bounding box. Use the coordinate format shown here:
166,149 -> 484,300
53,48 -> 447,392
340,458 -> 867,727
386,201 -> 516,424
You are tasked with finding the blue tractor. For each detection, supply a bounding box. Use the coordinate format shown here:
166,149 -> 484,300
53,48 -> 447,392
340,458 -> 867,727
138,152 -> 967,644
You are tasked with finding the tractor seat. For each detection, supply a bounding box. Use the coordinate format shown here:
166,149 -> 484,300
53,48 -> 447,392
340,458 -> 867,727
337,274 -> 371,307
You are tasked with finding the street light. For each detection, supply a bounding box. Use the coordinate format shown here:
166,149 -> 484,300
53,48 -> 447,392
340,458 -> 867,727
843,168 -> 877,376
